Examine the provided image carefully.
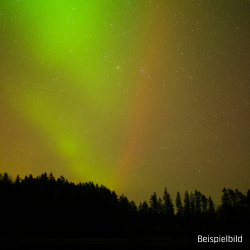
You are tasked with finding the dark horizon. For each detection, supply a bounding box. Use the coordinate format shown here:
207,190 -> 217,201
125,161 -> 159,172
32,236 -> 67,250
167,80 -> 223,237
1,172 -> 249,242
1,171 -> 249,210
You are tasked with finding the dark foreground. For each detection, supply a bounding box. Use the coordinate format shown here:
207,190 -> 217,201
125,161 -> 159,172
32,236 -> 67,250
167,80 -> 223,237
2,237 -> 250,250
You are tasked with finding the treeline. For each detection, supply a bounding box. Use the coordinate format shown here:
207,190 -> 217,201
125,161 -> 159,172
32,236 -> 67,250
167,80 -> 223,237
0,172 -> 249,238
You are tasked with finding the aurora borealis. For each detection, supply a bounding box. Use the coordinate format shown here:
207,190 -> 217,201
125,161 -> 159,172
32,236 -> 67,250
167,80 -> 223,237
1,0 -> 250,205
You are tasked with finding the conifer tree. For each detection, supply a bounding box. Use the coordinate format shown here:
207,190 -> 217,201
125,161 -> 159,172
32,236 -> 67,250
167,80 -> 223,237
150,192 -> 159,213
142,201 -> 149,213
222,188 -> 230,207
175,192 -> 184,217
194,190 -> 202,214
158,198 -> 164,215
190,192 -> 195,215
201,194 -> 208,213
208,196 -> 215,214
14,175 -> 21,185
184,190 -> 191,218
163,188 -> 174,216
228,189 -> 236,207
207,196 -> 216,232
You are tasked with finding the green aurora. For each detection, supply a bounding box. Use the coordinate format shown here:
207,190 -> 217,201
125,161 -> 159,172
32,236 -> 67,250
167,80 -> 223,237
1,0 -> 250,205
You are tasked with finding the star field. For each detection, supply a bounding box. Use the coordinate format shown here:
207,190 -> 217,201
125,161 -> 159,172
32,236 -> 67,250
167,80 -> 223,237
1,0 -> 250,205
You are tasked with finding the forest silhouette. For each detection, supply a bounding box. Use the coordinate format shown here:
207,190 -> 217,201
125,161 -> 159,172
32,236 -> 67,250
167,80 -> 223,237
0,172 -> 249,240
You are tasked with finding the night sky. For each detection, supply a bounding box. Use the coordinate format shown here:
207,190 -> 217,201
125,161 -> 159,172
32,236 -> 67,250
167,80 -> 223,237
1,0 -> 250,206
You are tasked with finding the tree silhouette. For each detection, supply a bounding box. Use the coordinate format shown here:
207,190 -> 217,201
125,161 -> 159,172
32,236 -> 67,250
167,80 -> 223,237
207,196 -> 217,233
0,172 -> 249,240
149,192 -> 159,214
183,190 -> 192,234
194,190 -> 202,215
189,192 -> 195,216
175,191 -> 184,235
163,188 -> 175,235
183,190 -> 191,218
163,188 -> 174,216
175,191 -> 184,217
201,194 -> 208,213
